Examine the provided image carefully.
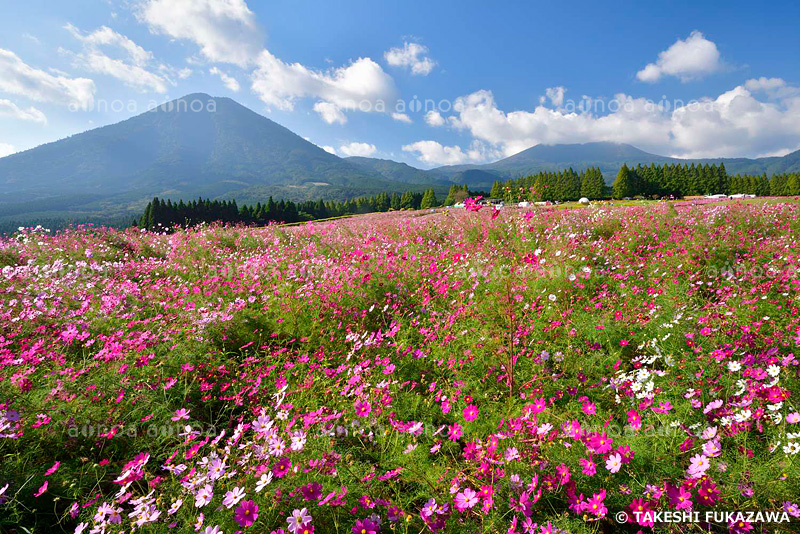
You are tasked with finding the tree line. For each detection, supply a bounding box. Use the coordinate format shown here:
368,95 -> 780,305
135,188 -> 446,230
487,163 -> 800,202
612,163 -> 800,199
489,168 -> 607,202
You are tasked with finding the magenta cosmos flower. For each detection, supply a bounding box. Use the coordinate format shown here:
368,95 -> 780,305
454,488 -> 479,512
462,404 -> 479,422
234,500 -> 259,527
354,400 -> 371,417
352,518 -> 379,534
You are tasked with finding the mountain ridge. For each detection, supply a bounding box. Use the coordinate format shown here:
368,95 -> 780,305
426,141 -> 800,186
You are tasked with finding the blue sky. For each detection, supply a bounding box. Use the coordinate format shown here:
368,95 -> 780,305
1,0 -> 799,167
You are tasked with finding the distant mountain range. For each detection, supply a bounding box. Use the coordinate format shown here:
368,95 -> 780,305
1,93 -> 799,229
425,141 -> 800,186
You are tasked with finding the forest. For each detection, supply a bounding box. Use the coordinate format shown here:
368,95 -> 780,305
490,163 -> 800,202
135,187 -> 459,230
135,164 -> 800,231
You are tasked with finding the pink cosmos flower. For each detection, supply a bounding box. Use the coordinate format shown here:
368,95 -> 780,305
171,408 -> 190,421
586,432 -> 613,454
235,500 -> 259,528
687,454 -> 710,478
702,440 -> 721,458
626,410 -> 641,429
223,486 -> 246,508
354,400 -> 371,417
628,498 -> 655,527
44,461 -> 61,476
447,424 -> 462,441
195,484 -> 213,508
605,453 -> 622,473
34,480 -> 48,497
352,518 -> 379,534
586,489 -> 607,517
580,458 -> 596,476
286,507 -> 312,533
463,404 -> 479,422
667,484 -> 693,510
454,488 -> 479,512
783,501 -> 800,518
704,399 -> 723,414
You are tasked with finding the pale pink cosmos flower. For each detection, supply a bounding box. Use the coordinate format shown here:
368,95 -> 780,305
222,487 -> 246,509
195,485 -> 213,508
687,454 -> 710,478
605,453 -> 622,473
171,408 -> 190,421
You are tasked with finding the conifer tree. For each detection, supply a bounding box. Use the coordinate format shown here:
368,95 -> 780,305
399,191 -> 414,209
612,165 -> 632,199
420,188 -> 438,209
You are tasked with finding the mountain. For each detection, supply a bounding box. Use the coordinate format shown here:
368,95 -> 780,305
428,142 -> 800,186
0,93 -> 425,228
345,156 -> 444,185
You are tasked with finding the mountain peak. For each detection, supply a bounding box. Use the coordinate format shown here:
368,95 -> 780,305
0,94 -> 388,205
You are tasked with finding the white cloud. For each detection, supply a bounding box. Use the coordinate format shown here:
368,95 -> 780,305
744,76 -> 800,100
177,67 -> 193,79
252,50 -> 396,123
392,112 -> 412,123
320,145 -> 336,155
139,0 -> 396,123
66,24 -> 152,66
22,33 -> 41,45
401,140 -> 490,166
339,141 -> 377,157
433,80 -> 800,159
0,99 -> 47,124
669,83 -> 800,158
384,42 -> 436,75
0,143 -> 16,158
541,86 -> 566,107
65,24 -> 170,93
313,102 -> 347,125
449,90 -> 673,156
744,77 -> 786,92
138,0 -> 263,67
637,31 -> 723,83
0,48 -> 95,110
209,66 -> 240,91
425,110 -> 445,127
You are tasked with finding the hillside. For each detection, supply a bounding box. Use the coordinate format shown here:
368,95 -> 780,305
0,94 -> 402,227
345,156 -> 444,185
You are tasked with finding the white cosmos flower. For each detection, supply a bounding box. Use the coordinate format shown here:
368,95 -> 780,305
255,472 -> 273,493
782,442 -> 800,455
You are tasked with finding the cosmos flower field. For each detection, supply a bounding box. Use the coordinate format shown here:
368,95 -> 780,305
1,200 -> 800,533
